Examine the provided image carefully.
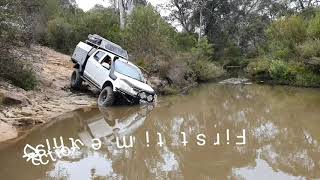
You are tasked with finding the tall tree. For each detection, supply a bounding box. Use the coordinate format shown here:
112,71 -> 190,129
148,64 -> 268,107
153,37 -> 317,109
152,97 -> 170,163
167,0 -> 197,33
168,0 -> 299,58
109,0 -> 146,30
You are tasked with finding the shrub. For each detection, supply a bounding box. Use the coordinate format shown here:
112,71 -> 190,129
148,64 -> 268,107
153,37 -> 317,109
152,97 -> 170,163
268,60 -> 295,83
174,33 -> 197,52
0,56 -> 37,90
297,39 -> 320,59
268,41 -> 294,60
189,59 -> 225,82
307,12 -> 320,38
267,16 -> 307,45
74,9 -> 121,45
46,18 -> 75,54
267,16 -> 307,60
295,71 -> 320,87
246,57 -> 271,76
191,37 -> 214,61
0,0 -> 38,90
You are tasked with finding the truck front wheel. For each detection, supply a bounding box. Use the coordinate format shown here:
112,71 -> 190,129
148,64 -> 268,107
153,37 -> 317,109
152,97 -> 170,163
70,69 -> 83,90
98,86 -> 115,107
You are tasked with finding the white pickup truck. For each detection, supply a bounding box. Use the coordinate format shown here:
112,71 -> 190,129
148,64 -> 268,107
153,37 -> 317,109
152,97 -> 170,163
70,34 -> 156,107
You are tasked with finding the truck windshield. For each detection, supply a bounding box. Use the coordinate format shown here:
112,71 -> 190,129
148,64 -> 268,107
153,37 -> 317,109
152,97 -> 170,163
115,61 -> 144,82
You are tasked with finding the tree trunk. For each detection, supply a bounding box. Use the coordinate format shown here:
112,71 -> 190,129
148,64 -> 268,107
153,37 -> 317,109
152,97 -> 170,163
198,8 -> 203,42
298,0 -> 305,10
126,0 -> 135,16
119,0 -> 126,30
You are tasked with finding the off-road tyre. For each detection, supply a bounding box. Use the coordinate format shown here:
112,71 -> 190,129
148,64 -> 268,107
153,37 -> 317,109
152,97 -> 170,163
98,86 -> 115,107
70,69 -> 83,90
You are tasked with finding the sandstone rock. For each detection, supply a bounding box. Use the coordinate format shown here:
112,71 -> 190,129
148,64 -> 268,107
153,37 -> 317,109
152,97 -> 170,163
0,90 -> 30,106
73,100 -> 90,105
20,107 -> 35,116
3,110 -> 15,118
0,121 -> 18,142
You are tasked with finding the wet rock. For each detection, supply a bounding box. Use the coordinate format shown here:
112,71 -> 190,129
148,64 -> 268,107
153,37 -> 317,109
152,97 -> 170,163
0,90 -> 30,106
219,78 -> 252,85
0,121 -> 18,142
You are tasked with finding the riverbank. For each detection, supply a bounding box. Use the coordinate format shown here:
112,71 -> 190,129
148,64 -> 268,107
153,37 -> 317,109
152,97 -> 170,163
0,46 -> 97,142
0,45 -> 184,142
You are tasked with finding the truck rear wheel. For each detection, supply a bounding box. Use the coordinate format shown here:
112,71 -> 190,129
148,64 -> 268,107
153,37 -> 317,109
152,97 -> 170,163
70,69 -> 82,90
98,86 -> 115,107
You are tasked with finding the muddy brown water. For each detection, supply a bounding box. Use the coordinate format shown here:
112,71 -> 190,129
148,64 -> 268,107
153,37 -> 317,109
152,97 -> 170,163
0,84 -> 319,180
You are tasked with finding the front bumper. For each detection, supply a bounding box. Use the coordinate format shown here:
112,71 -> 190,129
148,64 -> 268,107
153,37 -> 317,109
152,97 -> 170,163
116,88 -> 156,103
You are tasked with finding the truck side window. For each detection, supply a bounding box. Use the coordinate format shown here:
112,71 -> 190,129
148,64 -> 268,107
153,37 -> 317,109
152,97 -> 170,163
93,51 -> 105,61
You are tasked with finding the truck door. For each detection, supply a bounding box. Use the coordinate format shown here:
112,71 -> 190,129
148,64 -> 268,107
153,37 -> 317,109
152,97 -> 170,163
84,50 -> 106,88
95,55 -> 112,88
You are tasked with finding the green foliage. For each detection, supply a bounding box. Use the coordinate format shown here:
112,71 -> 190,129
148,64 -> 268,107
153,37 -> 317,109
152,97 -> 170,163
191,37 -> 214,61
247,57 -> 320,87
297,39 -> 320,58
269,60 -> 295,83
46,18 -> 75,53
0,0 -> 38,90
11,67 -> 38,91
43,6 -> 121,54
174,33 -> 197,52
74,10 -> 121,44
295,70 -> 320,87
268,41 -> 294,60
189,60 -> 225,81
307,12 -> 320,38
267,16 -> 307,60
246,57 -> 271,76
123,6 -> 224,91
267,16 -> 307,45
0,58 -> 38,90
248,11 -> 320,87
124,5 -> 176,55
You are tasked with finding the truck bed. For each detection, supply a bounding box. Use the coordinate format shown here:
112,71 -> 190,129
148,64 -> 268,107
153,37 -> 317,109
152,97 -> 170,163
71,42 -> 95,66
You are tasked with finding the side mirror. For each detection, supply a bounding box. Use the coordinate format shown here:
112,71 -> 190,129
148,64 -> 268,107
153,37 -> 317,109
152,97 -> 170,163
102,63 -> 110,70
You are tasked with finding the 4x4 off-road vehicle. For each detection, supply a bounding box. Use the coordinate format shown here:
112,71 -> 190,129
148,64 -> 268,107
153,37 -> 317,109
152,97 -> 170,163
70,34 -> 156,107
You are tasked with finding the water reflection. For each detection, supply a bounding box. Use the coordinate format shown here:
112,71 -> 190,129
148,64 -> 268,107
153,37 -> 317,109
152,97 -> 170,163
0,84 -> 319,180
51,105 -> 155,179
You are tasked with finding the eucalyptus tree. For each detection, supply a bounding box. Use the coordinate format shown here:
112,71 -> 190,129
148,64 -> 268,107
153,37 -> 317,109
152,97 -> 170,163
108,0 -> 147,30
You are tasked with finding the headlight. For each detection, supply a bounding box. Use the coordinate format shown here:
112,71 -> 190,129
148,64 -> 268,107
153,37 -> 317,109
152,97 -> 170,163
139,92 -> 147,99
147,95 -> 154,102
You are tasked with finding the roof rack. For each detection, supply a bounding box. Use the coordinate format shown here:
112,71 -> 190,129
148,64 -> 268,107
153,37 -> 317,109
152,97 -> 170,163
86,34 -> 128,59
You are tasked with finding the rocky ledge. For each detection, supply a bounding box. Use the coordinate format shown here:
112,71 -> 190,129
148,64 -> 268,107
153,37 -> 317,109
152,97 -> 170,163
0,46 -> 96,142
